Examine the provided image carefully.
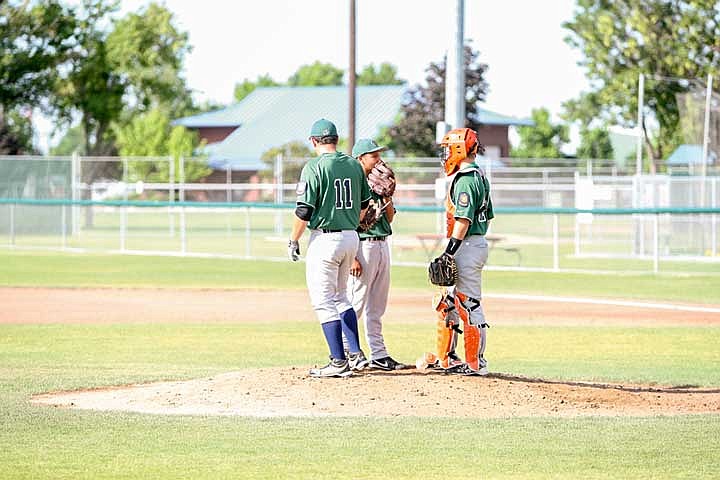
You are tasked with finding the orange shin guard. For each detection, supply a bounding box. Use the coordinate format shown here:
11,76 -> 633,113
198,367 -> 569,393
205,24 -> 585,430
455,292 -> 480,370
436,318 -> 454,368
463,323 -> 480,370
433,290 -> 455,368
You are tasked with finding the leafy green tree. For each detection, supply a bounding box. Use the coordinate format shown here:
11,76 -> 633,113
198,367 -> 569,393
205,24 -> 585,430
387,45 -> 488,157
50,125 -> 86,155
259,141 -> 313,182
357,63 -> 404,86
576,127 -> 614,161
0,0 -> 75,153
234,74 -> 279,102
511,108 -> 569,163
287,61 -> 344,86
0,0 -> 76,111
0,110 -> 34,155
106,3 -> 192,116
563,0 -> 720,173
53,1 -> 193,156
115,109 -> 209,182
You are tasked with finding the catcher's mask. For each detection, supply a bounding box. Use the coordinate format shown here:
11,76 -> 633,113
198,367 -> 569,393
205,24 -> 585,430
439,128 -> 480,176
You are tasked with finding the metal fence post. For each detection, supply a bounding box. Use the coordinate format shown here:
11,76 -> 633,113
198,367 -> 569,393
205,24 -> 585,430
712,178 -> 717,257
653,213 -> 659,273
179,155 -> 186,255
226,164 -> 232,237
553,214 -> 559,271
9,202 -> 15,246
574,171 -> 580,256
245,206 -> 251,258
61,204 -> 67,250
120,158 -> 128,252
274,154 -> 283,235
169,156 -> 175,237
71,152 -> 79,236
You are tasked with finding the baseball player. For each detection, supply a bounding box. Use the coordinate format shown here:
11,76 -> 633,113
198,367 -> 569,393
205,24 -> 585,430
346,138 -> 406,371
428,127 -> 493,375
288,118 -> 372,378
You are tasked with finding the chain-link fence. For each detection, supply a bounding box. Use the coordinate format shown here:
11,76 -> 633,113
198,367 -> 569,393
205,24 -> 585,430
1,154 -> 719,272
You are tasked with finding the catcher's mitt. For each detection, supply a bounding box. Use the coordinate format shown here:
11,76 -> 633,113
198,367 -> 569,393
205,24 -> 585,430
358,200 -> 380,232
428,253 -> 458,286
368,160 -> 396,197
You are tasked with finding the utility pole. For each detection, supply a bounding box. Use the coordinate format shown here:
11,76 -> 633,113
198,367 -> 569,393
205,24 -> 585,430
444,0 -> 465,131
348,0 -> 356,150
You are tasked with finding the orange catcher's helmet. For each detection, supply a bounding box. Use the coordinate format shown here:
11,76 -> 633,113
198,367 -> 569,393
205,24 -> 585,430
439,128 -> 482,176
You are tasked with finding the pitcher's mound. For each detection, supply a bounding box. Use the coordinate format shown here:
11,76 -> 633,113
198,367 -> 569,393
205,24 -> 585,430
31,367 -> 720,418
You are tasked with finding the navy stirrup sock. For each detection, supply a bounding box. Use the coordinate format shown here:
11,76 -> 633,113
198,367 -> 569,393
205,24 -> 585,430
339,308 -> 361,353
321,320 -> 345,360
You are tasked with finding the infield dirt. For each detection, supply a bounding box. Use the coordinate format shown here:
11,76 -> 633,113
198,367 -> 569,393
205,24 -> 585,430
7,287 -> 720,418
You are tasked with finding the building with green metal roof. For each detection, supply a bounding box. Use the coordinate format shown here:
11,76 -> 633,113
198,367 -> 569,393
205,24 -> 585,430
173,85 -> 533,172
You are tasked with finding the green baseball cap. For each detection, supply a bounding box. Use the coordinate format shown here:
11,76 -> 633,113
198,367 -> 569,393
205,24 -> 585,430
352,138 -> 387,158
309,118 -> 338,137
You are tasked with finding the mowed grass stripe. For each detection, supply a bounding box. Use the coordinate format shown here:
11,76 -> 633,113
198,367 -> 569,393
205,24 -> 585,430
2,250 -> 720,304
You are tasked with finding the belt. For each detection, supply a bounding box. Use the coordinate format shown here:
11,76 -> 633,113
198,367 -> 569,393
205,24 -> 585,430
321,229 -> 342,233
360,236 -> 386,242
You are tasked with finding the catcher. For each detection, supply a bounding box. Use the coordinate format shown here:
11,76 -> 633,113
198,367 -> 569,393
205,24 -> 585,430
347,138 -> 406,370
427,127 -> 493,375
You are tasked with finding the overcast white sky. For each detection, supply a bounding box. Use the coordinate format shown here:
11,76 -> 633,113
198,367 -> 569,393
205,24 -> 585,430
37,0 -> 591,151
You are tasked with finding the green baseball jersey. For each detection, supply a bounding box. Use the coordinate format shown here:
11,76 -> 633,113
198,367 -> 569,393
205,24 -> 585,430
296,151 -> 371,230
359,191 -> 393,239
449,163 -> 494,236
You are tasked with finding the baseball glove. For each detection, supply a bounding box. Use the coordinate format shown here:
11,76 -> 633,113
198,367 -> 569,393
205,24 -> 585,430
368,160 -> 396,197
428,253 -> 458,286
358,199 -> 380,232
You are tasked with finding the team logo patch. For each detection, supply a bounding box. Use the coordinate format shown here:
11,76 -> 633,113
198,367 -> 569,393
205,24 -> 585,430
458,192 -> 470,207
295,181 -> 307,195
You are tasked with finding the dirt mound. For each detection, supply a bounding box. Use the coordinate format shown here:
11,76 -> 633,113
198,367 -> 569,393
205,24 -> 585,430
31,367 -> 720,418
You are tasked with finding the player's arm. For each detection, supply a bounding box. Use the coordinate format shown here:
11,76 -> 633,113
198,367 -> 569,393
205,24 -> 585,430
288,167 -> 316,260
359,172 -> 372,215
441,218 -> 469,257
290,209 -> 310,242
444,179 -> 474,256
384,197 -> 395,223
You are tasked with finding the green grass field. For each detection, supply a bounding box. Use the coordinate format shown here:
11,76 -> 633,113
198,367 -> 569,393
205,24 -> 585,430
1,250 -> 719,479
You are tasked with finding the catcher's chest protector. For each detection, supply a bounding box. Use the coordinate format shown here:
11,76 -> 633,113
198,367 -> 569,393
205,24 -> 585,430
445,167 -> 489,237
445,195 -> 456,238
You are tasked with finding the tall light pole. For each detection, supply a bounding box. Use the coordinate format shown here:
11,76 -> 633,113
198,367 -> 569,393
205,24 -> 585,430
348,0 -> 356,150
444,0 -> 465,131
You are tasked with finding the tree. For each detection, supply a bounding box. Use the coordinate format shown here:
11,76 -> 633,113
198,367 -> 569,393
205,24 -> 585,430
576,127 -> 614,161
511,108 -> 569,163
0,111 -> 34,155
234,74 -> 279,102
0,0 -> 76,153
357,63 -> 404,86
563,0 -> 720,173
386,45 -> 488,157
53,1 -> 193,156
50,125 -> 86,155
287,61 -> 344,86
259,141 -> 313,183
114,108 -> 209,183
0,0 -> 76,112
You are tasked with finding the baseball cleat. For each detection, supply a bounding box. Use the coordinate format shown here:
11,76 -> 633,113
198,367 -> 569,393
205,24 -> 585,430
348,350 -> 370,371
309,357 -> 353,378
443,364 -> 489,376
447,351 -> 464,367
370,356 -> 406,371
